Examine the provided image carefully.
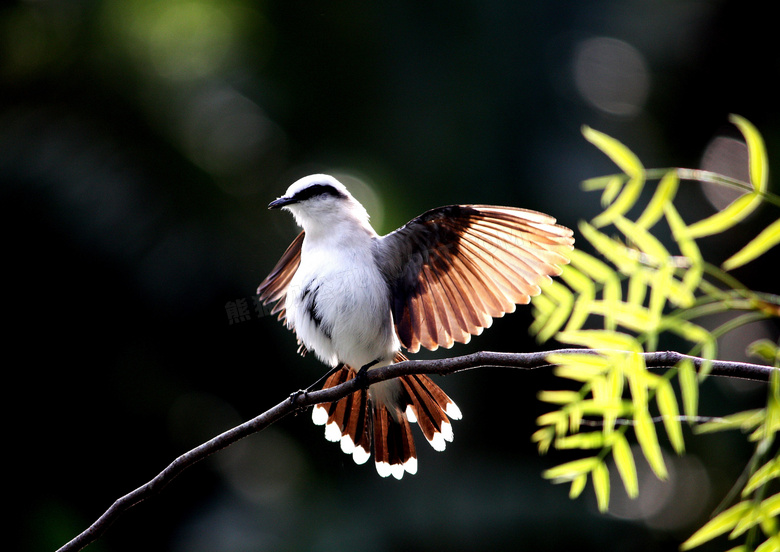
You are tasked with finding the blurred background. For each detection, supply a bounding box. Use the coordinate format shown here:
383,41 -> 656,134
4,1 -> 779,551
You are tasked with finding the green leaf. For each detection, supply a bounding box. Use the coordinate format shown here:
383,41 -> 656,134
531,426 -> 555,454
579,221 -> 639,275
569,473 -> 588,499
747,339 -> 780,364
537,410 -> 569,436
582,126 -> 644,180
612,433 -> 639,498
664,202 -> 703,297
683,116 -> 767,240
743,457 -> 780,496
613,215 -> 671,265
684,192 -> 762,239
592,461 -> 610,512
543,457 -> 600,482
657,379 -> 685,453
582,127 -> 646,228
755,536 -> 780,552
694,409 -> 765,434
678,359 -> 699,420
680,501 -> 752,550
538,390 -> 582,405
532,280 -> 575,342
601,175 -> 624,207
554,433 -> 605,450
636,170 -> 679,229
760,491 -> 780,518
730,114 -> 768,193
634,407 -> 668,480
722,218 -> 780,271
557,329 -> 642,353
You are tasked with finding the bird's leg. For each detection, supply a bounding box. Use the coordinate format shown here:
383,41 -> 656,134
354,359 -> 379,390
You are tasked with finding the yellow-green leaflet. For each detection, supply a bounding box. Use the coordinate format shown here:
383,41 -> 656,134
582,126 -> 646,228
730,114 -> 768,193
684,116 -> 768,240
612,433 -> 639,498
656,378 -> 685,453
722,218 -> 780,271
592,461 -> 610,512
680,501 -> 752,550
634,407 -> 668,479
543,457 -> 601,482
636,170 -> 679,229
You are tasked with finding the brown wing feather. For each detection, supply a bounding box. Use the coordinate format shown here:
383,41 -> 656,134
256,231 -> 304,322
376,205 -> 574,353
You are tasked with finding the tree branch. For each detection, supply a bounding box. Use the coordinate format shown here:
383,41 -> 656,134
57,349 -> 775,552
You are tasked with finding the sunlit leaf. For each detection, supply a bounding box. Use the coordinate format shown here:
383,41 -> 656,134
582,174 -> 622,191
680,501 -> 752,550
592,461 -> 610,512
722,218 -> 780,271
755,536 -> 780,552
533,280 -> 575,342
678,359 -> 699,420
684,192 -> 762,239
730,114 -> 768,193
554,432 -> 605,450
538,390 -> 582,405
627,270 -> 648,307
657,378 -> 685,453
760,492 -> 780,518
613,215 -> 671,264
601,175 -> 624,207
694,409 -> 765,434
612,433 -> 639,498
543,457 -> 600,482
582,127 -> 646,228
569,473 -> 588,499
557,330 -> 642,353
582,126 -> 644,180
747,339 -> 780,364
531,426 -> 555,454
636,170 -> 679,229
665,202 -> 703,296
634,407 -> 668,479
537,410 -> 569,436
730,503 -> 761,538
579,221 -> 639,275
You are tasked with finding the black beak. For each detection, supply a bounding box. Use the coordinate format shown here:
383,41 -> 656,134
268,196 -> 295,209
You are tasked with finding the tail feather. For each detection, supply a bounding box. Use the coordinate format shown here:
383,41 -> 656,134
311,355 -> 460,479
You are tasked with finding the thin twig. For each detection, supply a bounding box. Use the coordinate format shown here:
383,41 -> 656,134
56,349 -> 775,552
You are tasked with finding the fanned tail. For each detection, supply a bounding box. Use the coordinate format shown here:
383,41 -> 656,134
311,353 -> 461,479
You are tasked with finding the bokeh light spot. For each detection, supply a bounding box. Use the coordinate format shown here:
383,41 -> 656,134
573,37 -> 650,118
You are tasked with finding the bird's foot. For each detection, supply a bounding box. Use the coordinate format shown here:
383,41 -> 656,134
289,388 -> 308,407
354,359 -> 379,389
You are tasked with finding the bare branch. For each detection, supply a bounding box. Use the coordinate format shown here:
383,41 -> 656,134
56,349 -> 775,552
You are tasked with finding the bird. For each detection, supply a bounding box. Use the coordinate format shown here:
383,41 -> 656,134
257,174 -> 574,479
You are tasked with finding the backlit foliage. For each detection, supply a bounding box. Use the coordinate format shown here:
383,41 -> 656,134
530,115 -> 780,551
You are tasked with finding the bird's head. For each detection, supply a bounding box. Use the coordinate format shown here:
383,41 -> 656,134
269,174 -> 371,235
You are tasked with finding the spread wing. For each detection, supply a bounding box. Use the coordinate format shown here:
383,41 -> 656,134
257,231 -> 304,323
374,205 -> 574,353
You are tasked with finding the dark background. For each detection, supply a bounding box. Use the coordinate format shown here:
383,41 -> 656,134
4,1 -> 778,551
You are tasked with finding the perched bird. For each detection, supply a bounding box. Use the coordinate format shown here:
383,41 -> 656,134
257,174 -> 574,479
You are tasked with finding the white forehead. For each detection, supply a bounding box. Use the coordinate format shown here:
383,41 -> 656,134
284,174 -> 350,197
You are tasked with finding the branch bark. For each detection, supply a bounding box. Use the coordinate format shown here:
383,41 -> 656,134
57,349 -> 775,552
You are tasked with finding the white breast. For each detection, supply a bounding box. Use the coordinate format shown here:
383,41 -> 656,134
286,233 -> 400,370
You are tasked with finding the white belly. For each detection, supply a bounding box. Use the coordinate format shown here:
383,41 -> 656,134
286,245 -> 399,370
